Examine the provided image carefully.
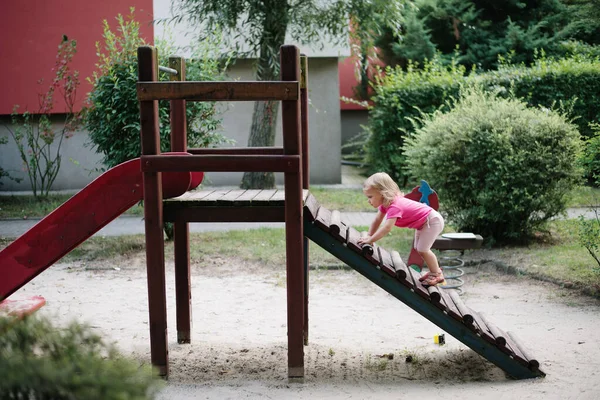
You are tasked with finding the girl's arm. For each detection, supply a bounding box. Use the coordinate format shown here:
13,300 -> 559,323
358,211 -> 396,244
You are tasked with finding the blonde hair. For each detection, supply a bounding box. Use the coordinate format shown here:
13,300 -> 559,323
363,172 -> 402,206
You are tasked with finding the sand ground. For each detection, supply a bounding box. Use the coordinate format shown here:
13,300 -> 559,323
10,253 -> 600,400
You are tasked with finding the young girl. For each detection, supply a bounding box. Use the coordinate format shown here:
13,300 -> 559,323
357,172 -> 445,286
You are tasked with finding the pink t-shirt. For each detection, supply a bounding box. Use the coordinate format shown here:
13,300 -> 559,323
379,195 -> 432,229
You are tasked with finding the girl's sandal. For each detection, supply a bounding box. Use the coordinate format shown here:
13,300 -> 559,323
422,273 -> 445,287
418,272 -> 430,282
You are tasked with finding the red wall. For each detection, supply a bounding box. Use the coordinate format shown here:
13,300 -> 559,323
0,1 -> 154,115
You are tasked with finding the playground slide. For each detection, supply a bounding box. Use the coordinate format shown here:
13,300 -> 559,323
0,155 -> 202,302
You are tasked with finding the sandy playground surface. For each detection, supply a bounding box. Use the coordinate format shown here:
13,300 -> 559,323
9,251 -> 600,399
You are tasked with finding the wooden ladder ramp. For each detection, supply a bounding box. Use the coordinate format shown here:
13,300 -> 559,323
303,192 -> 545,380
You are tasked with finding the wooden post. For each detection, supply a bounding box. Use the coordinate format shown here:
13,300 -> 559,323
281,45 -> 305,380
300,54 -> 310,346
138,46 -> 169,377
169,56 -> 192,344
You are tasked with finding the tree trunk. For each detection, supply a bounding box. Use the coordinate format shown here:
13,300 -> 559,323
240,1 -> 288,189
241,100 -> 279,189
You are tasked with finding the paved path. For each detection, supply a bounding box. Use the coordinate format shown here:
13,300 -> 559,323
0,212 -> 374,239
1,208 -> 597,239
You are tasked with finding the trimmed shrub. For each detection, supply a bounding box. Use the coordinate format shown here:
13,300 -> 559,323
366,54 -> 600,185
404,87 -> 582,244
365,58 -> 466,186
0,314 -> 161,399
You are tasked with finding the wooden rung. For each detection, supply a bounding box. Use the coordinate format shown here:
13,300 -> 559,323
329,210 -> 347,242
407,267 -> 430,299
507,331 -> 540,371
359,232 -> 374,256
448,290 -> 474,326
377,247 -> 397,277
346,226 -> 363,253
438,289 -> 463,321
303,193 -> 320,221
391,251 -> 412,288
427,285 -> 442,304
314,206 -> 332,231
364,243 -> 380,266
479,313 -> 507,347
188,147 -> 284,155
137,81 -> 300,102
141,154 -> 301,173
469,310 -> 497,344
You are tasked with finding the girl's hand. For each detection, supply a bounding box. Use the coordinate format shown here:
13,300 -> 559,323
358,235 -> 373,245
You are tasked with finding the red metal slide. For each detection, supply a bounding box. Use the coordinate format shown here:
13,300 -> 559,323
0,155 -> 203,302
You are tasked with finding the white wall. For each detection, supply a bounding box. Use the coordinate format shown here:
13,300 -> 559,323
0,116 -> 103,192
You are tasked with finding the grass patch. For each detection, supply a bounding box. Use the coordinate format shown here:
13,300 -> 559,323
568,185 -> 600,208
0,186 -> 598,219
0,194 -> 144,219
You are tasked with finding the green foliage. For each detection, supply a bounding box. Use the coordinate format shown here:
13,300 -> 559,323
579,123 -> 600,186
84,9 -> 230,171
169,0 -> 405,188
578,209 -> 600,271
403,87 -> 582,244
365,56 -> 466,185
0,314 -> 161,399
375,0 -> 583,71
482,52 -> 600,140
364,54 -> 600,185
4,36 -> 81,197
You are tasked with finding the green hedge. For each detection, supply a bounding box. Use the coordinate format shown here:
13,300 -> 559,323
366,55 -> 600,185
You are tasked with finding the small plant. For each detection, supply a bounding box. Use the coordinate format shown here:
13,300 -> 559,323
328,348 -> 336,357
579,123 -> 600,187
577,205 -> 600,272
4,35 -> 81,197
0,314 -> 162,399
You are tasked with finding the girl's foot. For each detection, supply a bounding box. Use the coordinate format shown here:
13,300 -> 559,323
422,272 -> 445,287
418,271 -> 430,282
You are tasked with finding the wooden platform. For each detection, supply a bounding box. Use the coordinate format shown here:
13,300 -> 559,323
163,189 -> 310,223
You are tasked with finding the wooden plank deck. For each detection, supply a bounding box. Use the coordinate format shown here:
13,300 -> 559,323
163,189 -> 310,222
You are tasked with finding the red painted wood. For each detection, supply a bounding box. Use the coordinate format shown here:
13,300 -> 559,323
0,156 -> 195,301
281,45 -> 305,378
0,295 -> 46,318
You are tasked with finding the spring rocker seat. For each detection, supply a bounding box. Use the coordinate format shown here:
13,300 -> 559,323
405,180 -> 483,293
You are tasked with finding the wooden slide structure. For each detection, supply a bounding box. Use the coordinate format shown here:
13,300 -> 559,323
134,43 -> 544,381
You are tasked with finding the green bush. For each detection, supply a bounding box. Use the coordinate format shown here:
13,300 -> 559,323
365,54 -> 600,185
84,11 -> 231,171
0,315 -> 161,399
365,57 -> 466,185
404,87 -> 582,244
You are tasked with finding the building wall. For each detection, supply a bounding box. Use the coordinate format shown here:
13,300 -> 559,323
0,1 -> 154,115
0,57 -> 342,190
0,116 -> 104,191
0,1 -> 347,191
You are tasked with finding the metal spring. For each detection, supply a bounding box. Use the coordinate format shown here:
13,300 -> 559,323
439,249 -> 465,294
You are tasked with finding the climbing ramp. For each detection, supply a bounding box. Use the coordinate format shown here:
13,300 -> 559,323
303,193 -> 545,380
